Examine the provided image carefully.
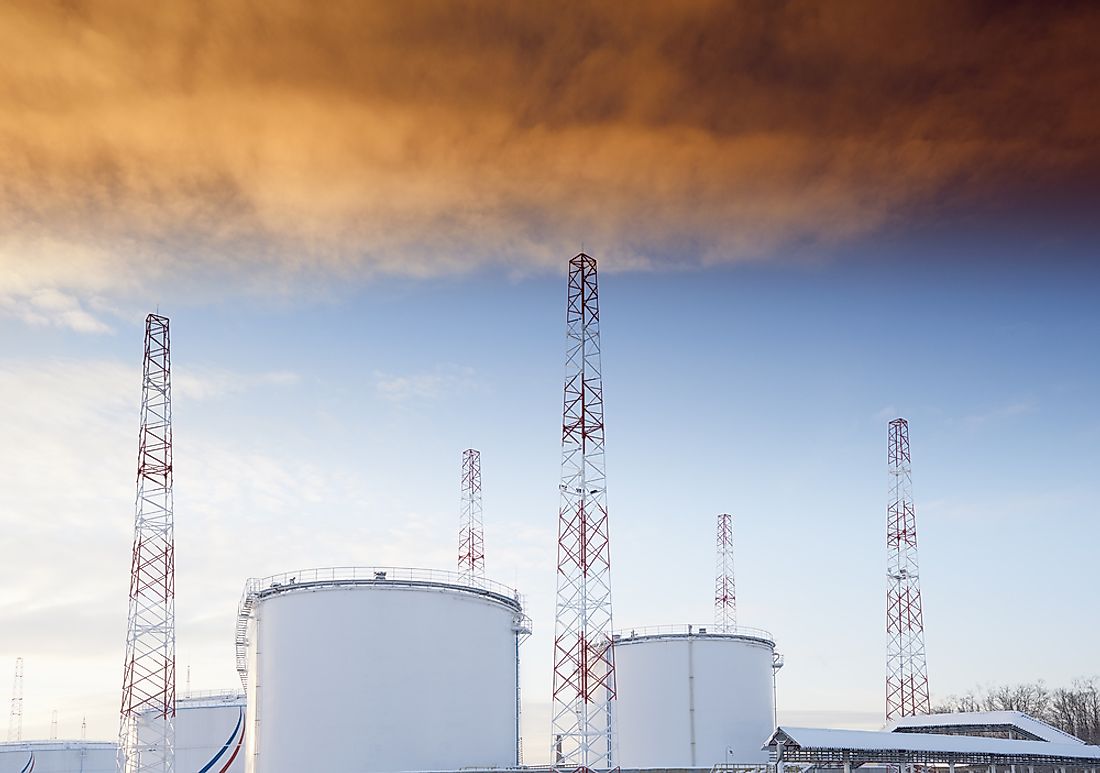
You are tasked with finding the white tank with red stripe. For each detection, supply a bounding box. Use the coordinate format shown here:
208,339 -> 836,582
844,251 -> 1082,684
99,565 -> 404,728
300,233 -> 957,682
173,691 -> 246,773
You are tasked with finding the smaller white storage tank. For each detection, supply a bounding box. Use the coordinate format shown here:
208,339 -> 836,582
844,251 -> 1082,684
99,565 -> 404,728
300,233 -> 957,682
0,740 -> 117,773
237,567 -> 529,773
174,691 -> 246,773
614,624 -> 779,768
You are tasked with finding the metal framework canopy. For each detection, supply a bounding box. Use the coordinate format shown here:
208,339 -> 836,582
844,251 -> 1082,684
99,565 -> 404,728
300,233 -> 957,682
885,711 -> 1087,745
765,727 -> 1100,770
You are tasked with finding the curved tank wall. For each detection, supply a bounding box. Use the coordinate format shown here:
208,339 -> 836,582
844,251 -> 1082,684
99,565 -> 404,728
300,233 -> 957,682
614,625 -> 777,768
0,741 -> 116,773
239,567 -> 526,773
175,692 -> 246,773
136,691 -> 246,773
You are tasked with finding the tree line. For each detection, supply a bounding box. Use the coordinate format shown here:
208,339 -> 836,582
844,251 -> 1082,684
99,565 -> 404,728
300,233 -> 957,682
933,678 -> 1100,745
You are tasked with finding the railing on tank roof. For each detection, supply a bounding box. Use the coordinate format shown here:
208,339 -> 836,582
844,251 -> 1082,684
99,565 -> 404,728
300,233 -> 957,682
612,622 -> 774,643
245,565 -> 522,601
235,566 -> 526,691
177,688 -> 245,701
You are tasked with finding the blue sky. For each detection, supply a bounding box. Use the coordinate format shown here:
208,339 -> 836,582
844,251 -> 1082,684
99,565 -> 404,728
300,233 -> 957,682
1,247 -> 1097,758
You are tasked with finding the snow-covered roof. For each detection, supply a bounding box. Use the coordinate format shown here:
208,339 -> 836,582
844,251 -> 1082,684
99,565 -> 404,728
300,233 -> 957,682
765,726 -> 1100,765
884,711 -> 1086,745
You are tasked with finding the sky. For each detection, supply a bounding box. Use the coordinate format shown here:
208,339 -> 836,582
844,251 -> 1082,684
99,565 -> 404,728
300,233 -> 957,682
0,0 -> 1098,762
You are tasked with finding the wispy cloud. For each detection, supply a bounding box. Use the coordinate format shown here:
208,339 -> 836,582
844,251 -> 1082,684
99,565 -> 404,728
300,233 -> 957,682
373,365 -> 480,402
175,367 -> 301,402
0,288 -> 113,333
962,400 -> 1036,428
874,406 -> 900,423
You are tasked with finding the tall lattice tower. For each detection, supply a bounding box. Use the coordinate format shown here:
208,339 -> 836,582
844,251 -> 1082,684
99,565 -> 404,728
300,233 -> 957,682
551,252 -> 616,772
7,657 -> 22,742
886,417 -> 931,720
714,513 -> 737,633
458,448 -> 486,585
119,313 -> 176,773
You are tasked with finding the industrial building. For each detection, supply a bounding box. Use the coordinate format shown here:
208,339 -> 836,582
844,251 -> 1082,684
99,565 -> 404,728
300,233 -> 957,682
766,725 -> 1100,773
885,711 -> 1089,744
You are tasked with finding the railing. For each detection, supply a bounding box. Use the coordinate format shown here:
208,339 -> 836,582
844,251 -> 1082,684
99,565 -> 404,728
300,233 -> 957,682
244,566 -> 522,603
613,622 -> 775,643
178,688 -> 244,701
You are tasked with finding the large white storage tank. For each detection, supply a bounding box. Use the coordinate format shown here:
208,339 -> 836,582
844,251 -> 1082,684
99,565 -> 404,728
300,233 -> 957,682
0,741 -> 116,773
614,624 -> 778,768
237,567 -> 528,773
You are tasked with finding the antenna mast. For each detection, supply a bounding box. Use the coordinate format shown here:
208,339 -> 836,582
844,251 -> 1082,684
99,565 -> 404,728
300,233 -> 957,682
714,513 -> 737,632
458,448 -> 485,586
551,253 -> 617,772
885,418 -> 931,719
7,657 -> 22,741
119,313 -> 176,773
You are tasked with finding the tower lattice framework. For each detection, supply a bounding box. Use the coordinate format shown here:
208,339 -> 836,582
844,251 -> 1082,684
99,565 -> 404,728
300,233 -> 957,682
7,657 -> 22,742
886,417 -> 931,720
458,448 -> 486,585
119,313 -> 176,773
551,253 -> 617,772
714,513 -> 737,632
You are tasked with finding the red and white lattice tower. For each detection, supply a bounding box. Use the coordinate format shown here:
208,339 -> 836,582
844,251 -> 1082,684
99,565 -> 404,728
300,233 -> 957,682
7,657 -> 22,742
886,417 -> 931,720
714,513 -> 737,633
551,253 -> 616,772
458,448 -> 486,585
119,313 -> 176,773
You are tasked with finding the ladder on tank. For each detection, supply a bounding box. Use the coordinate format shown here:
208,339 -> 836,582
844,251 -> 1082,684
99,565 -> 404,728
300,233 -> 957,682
235,580 -> 259,690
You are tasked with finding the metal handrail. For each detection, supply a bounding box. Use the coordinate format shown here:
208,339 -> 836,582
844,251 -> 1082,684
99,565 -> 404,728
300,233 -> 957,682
177,689 -> 245,702
613,622 -> 775,643
244,565 -> 522,602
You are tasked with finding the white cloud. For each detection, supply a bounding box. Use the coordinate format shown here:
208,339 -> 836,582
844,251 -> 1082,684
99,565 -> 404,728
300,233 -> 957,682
961,400 -> 1036,427
373,365 -> 480,402
0,287 -> 113,333
174,367 -> 301,402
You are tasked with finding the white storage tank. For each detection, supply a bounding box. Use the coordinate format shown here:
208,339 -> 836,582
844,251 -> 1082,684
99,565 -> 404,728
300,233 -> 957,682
0,740 -> 116,773
237,567 -> 529,773
614,624 -> 778,768
173,691 -> 246,773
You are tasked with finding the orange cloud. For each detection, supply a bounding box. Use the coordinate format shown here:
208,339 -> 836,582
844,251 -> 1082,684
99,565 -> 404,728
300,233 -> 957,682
0,0 -> 1097,319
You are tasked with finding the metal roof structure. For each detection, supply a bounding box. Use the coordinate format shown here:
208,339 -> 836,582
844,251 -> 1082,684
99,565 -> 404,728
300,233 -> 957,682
884,711 -> 1086,745
765,727 -> 1100,768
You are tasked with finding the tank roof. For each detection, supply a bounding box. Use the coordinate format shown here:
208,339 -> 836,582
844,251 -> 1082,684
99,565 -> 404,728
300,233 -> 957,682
613,623 -> 775,647
243,566 -> 523,608
0,740 -> 116,750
